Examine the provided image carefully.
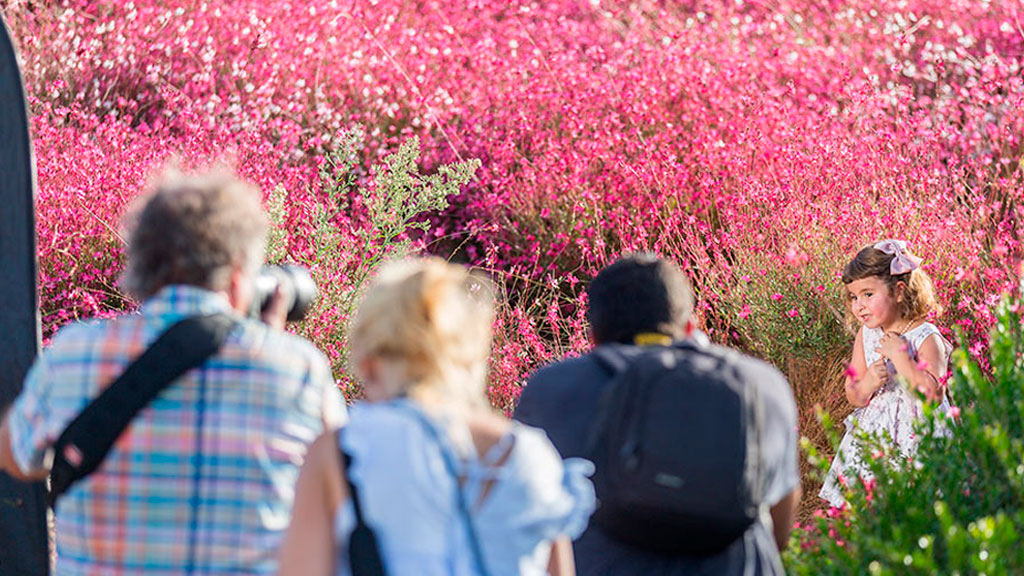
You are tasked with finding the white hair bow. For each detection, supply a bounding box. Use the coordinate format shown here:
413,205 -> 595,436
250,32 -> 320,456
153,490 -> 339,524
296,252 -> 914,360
874,239 -> 923,275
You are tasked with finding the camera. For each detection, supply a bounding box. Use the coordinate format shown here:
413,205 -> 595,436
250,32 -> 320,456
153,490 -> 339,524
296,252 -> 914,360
252,264 -> 318,323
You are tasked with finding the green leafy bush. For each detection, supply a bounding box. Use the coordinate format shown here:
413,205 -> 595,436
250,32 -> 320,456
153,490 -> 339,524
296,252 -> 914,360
786,296 -> 1024,574
264,129 -> 479,394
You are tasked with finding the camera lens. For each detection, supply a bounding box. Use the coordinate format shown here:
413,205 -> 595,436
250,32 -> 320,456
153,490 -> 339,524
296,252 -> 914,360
252,265 -> 317,323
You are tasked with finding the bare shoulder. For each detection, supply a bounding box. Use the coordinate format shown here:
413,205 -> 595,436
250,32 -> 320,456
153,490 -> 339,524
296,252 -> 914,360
916,332 -> 951,366
306,430 -> 340,465
853,325 -> 866,346
851,325 -> 867,365
463,410 -> 514,461
305,429 -> 346,510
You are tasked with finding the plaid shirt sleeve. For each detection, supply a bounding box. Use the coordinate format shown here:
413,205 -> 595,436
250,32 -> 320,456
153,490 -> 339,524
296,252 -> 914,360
7,352 -> 60,476
311,346 -> 347,428
321,378 -> 347,429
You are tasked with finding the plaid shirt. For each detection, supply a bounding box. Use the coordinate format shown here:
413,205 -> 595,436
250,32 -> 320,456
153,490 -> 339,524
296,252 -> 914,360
7,285 -> 346,576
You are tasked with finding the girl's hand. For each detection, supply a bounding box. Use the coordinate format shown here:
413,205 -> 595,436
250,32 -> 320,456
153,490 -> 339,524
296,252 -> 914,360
867,359 -> 889,387
876,332 -> 909,362
846,359 -> 888,407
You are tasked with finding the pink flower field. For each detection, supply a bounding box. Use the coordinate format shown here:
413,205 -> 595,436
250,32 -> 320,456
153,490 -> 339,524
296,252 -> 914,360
4,0 -> 1023,517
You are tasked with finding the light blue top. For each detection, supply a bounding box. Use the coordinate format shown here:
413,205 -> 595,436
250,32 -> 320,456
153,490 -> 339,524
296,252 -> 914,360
334,399 -> 595,576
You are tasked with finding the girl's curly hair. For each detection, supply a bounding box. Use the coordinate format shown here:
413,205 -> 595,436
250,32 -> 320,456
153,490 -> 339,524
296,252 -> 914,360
842,244 -> 941,324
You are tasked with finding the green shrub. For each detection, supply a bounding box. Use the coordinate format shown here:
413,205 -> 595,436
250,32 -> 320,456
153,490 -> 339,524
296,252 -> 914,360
786,296 -> 1024,575
265,129 -> 479,395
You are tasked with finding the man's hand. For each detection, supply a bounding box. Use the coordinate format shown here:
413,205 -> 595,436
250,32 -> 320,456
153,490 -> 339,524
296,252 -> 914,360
0,414 -> 14,476
260,285 -> 290,330
0,415 -> 45,482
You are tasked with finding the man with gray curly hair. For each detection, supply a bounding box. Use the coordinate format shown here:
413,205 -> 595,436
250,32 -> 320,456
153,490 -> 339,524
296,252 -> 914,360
0,169 -> 345,575
120,171 -> 270,300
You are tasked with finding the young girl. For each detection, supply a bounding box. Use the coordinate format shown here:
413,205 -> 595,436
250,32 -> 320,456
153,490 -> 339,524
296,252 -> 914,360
819,240 -> 953,508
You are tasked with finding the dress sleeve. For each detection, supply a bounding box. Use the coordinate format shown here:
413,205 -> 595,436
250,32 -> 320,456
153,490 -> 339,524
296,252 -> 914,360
912,324 -> 954,366
476,426 -> 596,542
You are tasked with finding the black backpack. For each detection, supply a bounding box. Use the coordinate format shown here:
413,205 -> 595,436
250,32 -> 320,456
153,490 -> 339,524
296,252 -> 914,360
585,340 -> 763,556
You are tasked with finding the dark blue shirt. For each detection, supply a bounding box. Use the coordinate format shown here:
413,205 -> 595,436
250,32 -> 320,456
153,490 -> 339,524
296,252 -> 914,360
514,341 -> 799,575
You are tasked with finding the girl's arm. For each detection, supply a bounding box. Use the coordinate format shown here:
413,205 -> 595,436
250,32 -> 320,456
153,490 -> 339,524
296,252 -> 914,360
881,333 -> 948,401
278,430 -> 347,576
546,536 -> 576,576
845,327 -> 885,407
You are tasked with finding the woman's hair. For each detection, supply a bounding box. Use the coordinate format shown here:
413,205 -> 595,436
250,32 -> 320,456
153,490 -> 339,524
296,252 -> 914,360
121,168 -> 268,299
842,244 -> 942,322
348,257 -> 495,408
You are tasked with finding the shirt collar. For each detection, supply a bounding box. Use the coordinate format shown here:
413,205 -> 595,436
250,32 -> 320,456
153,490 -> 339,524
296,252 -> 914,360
140,284 -> 237,323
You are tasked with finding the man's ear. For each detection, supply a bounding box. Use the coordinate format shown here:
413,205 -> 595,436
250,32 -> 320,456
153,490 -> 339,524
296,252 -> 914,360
683,319 -> 697,337
226,264 -> 251,314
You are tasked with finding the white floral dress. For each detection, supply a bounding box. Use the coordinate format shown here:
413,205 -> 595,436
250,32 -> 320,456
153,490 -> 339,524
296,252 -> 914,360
819,322 -> 953,507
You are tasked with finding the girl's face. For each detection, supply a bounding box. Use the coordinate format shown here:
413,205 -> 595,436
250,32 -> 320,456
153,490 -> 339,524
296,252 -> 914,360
846,275 -> 904,331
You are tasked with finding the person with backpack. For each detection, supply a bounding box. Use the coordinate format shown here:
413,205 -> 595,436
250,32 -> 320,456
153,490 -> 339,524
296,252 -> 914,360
514,254 -> 801,575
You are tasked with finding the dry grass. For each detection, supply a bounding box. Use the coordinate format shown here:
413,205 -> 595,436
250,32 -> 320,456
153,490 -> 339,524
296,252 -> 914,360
785,347 -> 854,522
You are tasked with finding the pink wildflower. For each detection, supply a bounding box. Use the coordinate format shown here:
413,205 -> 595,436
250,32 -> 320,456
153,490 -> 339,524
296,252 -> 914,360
784,244 -> 809,266
844,364 -> 860,381
863,477 -> 876,503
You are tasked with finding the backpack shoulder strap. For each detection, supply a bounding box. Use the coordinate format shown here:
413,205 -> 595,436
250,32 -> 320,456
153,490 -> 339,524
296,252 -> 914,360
590,344 -> 634,376
339,430 -> 388,576
583,344 -> 647,461
47,313 -> 238,507
717,349 -> 764,511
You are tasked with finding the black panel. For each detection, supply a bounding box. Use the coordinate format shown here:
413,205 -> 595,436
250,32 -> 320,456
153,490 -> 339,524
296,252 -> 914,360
0,13 -> 50,576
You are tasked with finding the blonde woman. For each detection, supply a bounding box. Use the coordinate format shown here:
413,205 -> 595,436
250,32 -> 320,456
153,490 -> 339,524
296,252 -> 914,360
278,258 -> 595,576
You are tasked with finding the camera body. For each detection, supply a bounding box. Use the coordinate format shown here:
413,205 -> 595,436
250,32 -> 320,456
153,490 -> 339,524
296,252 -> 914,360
251,265 -> 317,323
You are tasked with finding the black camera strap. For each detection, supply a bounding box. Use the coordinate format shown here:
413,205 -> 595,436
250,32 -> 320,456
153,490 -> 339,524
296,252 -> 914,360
337,405 -> 493,576
339,439 -> 388,576
48,313 -> 238,507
